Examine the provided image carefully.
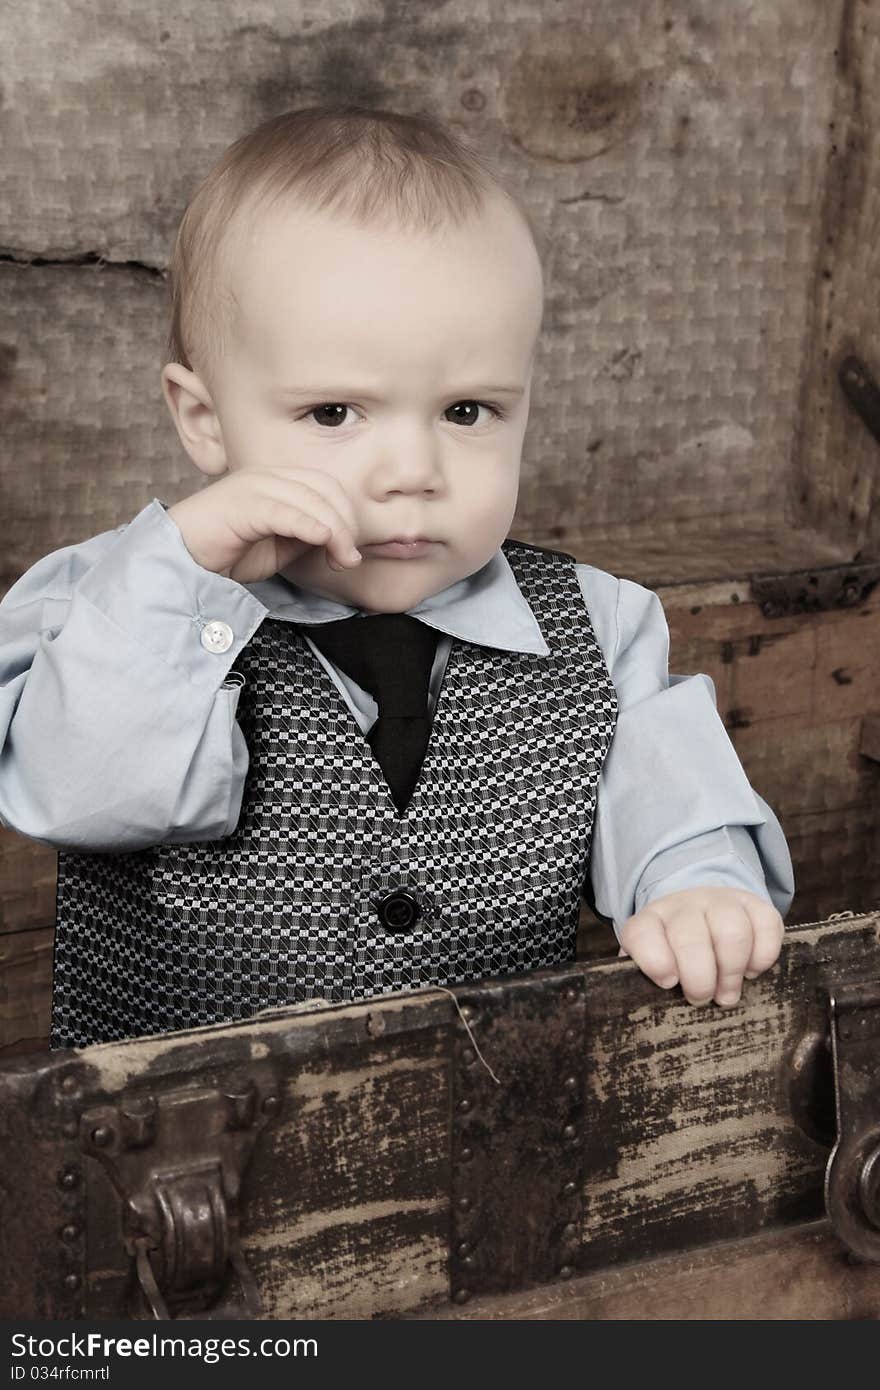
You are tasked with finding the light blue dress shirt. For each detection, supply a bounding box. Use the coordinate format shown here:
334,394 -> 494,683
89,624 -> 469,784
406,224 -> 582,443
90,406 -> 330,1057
0,498 -> 795,938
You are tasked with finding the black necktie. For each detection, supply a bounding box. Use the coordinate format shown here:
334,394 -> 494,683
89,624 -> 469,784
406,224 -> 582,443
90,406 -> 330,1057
303,613 -> 441,813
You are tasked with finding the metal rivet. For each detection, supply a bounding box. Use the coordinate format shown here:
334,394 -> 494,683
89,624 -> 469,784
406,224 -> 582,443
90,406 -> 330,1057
456,1241 -> 471,1257
60,1224 -> 78,1243
90,1126 -> 113,1148
61,1121 -> 78,1139
562,1223 -> 577,1241
61,1075 -> 78,1093
562,1124 -> 577,1141
457,1098 -> 472,1113
458,1196 -> 472,1212
563,1181 -> 578,1197
563,1075 -> 577,1090
460,1005 -> 474,1021
63,1273 -> 81,1292
564,1028 -> 576,1043
460,1146 -> 473,1162
564,987 -> 578,1003
558,1265 -> 574,1280
462,1254 -> 476,1269
453,1288 -> 471,1304
262,1095 -> 280,1116
461,89 -> 485,112
58,1167 -> 80,1191
224,1086 -> 257,1131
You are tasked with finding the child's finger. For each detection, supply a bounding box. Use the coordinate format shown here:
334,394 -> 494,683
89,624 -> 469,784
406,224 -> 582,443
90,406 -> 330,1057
664,913 -> 716,1005
617,913 -> 679,989
706,902 -> 754,1006
743,903 -> 785,978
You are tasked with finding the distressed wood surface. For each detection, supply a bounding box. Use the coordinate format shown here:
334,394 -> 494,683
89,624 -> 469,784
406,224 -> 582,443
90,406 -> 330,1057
0,912 -> 877,1319
408,1218 -> 879,1320
0,829 -> 56,933
0,926 -> 53,1047
660,576 -> 880,924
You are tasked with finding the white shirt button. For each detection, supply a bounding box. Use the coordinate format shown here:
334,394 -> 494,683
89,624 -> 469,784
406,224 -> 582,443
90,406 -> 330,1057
201,620 -> 234,654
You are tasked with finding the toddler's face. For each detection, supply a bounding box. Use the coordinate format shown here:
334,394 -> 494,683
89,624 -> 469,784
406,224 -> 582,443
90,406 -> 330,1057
200,191 -> 543,611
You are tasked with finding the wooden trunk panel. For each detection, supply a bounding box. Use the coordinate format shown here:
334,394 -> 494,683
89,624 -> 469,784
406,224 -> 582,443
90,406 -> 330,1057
0,926 -> 53,1049
408,1219 -> 877,1321
0,832 -> 56,934
0,913 -> 877,1320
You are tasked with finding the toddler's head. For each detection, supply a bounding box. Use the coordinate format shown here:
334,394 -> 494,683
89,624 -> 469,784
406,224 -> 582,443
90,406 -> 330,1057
161,105 -> 544,611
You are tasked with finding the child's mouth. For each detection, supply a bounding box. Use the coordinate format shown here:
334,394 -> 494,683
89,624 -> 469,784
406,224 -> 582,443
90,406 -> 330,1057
361,539 -> 437,559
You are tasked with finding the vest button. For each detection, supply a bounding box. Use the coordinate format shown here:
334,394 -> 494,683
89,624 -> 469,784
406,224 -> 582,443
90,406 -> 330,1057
376,889 -> 421,932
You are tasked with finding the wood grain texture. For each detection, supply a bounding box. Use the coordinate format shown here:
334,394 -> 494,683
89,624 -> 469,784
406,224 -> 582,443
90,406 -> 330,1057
790,0 -> 880,557
0,913 -> 877,1319
0,926 -> 53,1045
0,832 -> 56,934
406,1218 -> 879,1320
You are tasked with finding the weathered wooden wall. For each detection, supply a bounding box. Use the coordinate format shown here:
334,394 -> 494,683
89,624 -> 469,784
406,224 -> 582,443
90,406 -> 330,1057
1,2 -> 879,1044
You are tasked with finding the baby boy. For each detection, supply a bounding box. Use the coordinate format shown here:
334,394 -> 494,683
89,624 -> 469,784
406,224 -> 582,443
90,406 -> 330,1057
0,105 -> 793,1049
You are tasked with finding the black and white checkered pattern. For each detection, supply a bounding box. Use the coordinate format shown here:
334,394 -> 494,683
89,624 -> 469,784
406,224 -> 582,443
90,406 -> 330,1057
50,543 -> 619,1049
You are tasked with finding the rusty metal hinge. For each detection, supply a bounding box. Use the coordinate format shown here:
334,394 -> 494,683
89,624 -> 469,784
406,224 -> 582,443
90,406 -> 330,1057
825,980 -> 880,1263
448,967 -> 587,1304
749,562 -> 880,618
79,1069 -> 281,1319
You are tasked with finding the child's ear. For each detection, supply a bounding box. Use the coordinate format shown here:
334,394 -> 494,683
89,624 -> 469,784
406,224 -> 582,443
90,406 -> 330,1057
160,362 -> 228,477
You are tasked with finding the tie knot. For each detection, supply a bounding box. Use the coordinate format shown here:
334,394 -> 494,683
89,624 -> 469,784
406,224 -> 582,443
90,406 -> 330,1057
304,611 -> 440,717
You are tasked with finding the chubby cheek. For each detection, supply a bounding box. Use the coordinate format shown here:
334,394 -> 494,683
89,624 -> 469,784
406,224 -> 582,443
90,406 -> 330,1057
463,468 -> 519,547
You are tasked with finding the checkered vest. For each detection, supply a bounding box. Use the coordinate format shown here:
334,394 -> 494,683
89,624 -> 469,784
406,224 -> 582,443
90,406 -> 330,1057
50,541 -> 618,1049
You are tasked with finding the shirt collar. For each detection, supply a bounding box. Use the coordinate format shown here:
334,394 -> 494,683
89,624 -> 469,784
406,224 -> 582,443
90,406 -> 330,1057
243,547 -> 551,656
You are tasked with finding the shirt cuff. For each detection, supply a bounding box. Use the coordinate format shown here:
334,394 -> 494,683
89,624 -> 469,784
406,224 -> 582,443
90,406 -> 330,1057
75,498 -> 268,691
632,835 -> 765,922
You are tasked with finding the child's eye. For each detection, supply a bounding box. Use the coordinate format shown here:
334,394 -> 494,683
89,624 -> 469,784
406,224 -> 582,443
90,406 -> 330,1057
304,404 -> 359,428
299,400 -> 506,429
443,401 -> 506,427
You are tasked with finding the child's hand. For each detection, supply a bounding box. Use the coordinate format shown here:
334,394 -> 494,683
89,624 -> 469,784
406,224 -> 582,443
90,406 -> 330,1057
616,886 -> 784,1008
167,467 -> 363,584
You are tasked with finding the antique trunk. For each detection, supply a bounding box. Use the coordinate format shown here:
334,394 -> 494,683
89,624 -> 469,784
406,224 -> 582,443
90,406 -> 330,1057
1,911 -> 879,1320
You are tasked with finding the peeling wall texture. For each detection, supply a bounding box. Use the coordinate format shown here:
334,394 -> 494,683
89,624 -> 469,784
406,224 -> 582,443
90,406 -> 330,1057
2,0 -> 878,585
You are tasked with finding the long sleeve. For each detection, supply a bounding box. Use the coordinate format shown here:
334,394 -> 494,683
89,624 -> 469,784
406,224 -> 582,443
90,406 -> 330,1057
0,499 -> 268,850
578,567 -> 795,939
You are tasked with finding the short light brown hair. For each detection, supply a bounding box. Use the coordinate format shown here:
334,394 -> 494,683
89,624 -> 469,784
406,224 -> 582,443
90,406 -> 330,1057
166,103 -> 542,383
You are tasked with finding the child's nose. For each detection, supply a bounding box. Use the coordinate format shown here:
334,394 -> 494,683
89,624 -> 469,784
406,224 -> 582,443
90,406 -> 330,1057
367,436 -> 444,494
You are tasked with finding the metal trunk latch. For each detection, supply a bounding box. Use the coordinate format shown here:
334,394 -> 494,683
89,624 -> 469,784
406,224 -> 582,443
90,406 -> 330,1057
825,980 -> 880,1263
79,1071 -> 281,1319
